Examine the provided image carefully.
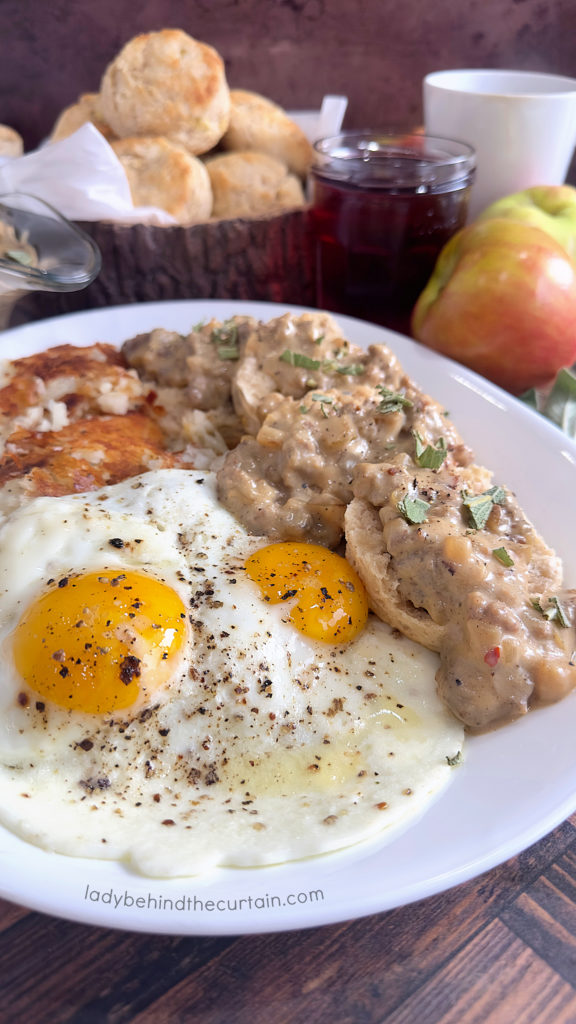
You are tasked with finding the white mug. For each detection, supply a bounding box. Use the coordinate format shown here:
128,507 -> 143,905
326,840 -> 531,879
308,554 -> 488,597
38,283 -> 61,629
423,69 -> 576,220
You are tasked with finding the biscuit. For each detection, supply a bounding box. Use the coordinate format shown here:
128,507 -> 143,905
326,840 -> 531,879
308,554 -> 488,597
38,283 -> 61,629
0,125 -> 23,158
99,29 -> 230,156
221,90 -> 313,178
205,151 -> 305,220
111,136 -> 213,224
345,496 -> 445,653
50,93 -> 115,143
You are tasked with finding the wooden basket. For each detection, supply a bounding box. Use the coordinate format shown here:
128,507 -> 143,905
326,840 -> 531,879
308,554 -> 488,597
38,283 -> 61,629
9,207 -> 315,326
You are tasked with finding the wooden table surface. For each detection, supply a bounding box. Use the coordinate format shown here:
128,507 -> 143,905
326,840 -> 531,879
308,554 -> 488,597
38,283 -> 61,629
2,813 -> 575,1024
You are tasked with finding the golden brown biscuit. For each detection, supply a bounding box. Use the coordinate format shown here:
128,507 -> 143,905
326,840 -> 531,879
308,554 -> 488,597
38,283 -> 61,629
206,151 -> 305,220
111,136 -> 213,224
345,495 -> 445,653
221,89 -> 313,178
0,124 -> 23,158
50,93 -> 115,143
99,29 -> 230,156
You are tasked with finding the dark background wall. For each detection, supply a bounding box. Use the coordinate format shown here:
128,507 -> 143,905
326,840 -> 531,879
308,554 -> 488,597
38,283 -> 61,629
1,0 -> 575,151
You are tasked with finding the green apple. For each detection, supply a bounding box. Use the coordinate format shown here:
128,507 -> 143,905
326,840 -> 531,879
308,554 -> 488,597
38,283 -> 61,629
477,185 -> 576,259
411,218 -> 576,394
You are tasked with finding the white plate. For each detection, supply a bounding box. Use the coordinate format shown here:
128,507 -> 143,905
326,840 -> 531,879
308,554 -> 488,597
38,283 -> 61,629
1,299 -> 575,936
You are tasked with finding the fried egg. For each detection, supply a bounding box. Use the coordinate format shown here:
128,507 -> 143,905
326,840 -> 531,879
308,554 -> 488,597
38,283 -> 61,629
0,469 -> 463,877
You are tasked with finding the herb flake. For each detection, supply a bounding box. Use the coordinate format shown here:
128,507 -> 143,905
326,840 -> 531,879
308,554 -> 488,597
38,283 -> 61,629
334,363 -> 365,376
493,546 -> 514,567
216,346 -> 240,361
311,393 -> 334,418
279,348 -> 365,377
280,349 -> 321,370
397,493 -> 430,524
4,249 -> 33,266
211,320 -> 240,361
461,485 -> 506,530
521,368 -> 576,438
376,386 -> 413,415
413,431 -> 447,470
532,595 -> 570,627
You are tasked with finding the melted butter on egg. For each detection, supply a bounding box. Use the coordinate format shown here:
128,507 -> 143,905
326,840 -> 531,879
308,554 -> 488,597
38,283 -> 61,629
245,541 -> 369,643
217,694 -> 422,799
12,569 -> 187,715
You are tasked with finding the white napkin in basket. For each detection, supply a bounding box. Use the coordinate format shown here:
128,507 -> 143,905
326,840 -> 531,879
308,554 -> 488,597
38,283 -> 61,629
0,125 -> 177,226
0,96 -> 348,227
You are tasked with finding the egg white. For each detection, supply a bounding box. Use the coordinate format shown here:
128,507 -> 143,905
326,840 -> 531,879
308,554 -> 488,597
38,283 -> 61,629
0,469 -> 463,877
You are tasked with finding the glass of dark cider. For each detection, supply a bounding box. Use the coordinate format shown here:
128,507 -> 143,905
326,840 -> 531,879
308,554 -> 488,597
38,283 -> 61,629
309,131 -> 475,336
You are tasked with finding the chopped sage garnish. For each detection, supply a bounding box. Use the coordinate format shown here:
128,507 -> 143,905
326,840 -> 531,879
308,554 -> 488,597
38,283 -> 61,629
461,485 -> 506,530
413,430 -> 447,470
5,249 -> 33,266
539,367 -> 576,438
493,546 -> 514,567
376,386 -> 413,415
280,349 -> 322,370
211,320 -> 240,360
216,346 -> 240,361
279,348 -> 365,377
311,393 -> 334,418
335,363 -> 365,376
521,368 -> 576,439
532,596 -> 570,627
397,493 -> 430,524
446,751 -> 462,767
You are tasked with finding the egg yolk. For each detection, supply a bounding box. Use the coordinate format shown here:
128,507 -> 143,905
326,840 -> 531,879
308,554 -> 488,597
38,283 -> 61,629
245,542 -> 368,643
12,570 -> 187,715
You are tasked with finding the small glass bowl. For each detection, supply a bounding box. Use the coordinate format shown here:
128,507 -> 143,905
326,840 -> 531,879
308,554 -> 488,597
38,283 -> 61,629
0,192 -> 101,328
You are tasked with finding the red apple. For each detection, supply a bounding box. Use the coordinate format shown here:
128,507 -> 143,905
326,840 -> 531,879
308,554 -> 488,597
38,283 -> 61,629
411,218 -> 576,394
477,185 -> 576,260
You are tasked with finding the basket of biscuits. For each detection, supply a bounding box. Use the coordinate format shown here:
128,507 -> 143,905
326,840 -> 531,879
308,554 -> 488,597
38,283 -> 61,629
2,29 -> 346,325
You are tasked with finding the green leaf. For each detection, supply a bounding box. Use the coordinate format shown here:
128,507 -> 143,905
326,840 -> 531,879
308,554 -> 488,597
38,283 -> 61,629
446,750 -> 462,766
334,363 -> 365,376
216,346 -> 240,361
311,394 -> 333,418
279,349 -> 321,370
397,493 -> 430,524
520,368 -> 576,439
413,430 -> 447,470
493,546 -> 514,567
211,320 -> 238,345
376,386 -> 413,415
462,485 -> 506,530
520,387 -> 538,410
542,368 -> 576,438
280,349 -> 365,377
4,249 -> 33,266
532,596 -> 570,628
211,320 -> 240,361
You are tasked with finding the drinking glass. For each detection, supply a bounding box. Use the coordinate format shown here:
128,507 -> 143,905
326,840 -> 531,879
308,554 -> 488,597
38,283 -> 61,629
309,131 -> 475,335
